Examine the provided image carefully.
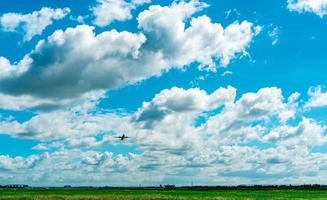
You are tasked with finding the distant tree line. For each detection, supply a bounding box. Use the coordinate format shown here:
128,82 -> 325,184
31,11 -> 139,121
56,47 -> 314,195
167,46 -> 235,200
0,184 -> 29,188
99,184 -> 327,190
1,184 -> 327,190
180,184 -> 327,190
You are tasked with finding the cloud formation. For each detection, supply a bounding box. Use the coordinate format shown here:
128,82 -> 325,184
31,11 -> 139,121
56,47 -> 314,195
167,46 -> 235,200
0,0 -> 325,186
0,7 -> 70,41
91,0 -> 151,27
0,1 -> 259,110
138,1 -> 260,68
0,85 -> 326,185
305,86 -> 327,109
0,86 -> 310,149
0,153 -> 48,171
262,117 -> 326,146
134,86 -> 236,128
287,0 -> 327,17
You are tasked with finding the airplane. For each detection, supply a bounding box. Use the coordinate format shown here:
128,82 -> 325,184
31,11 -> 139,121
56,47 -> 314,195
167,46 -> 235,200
114,134 -> 129,140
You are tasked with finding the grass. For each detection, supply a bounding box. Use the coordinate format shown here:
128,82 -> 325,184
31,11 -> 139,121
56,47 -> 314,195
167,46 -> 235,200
1,188 -> 327,199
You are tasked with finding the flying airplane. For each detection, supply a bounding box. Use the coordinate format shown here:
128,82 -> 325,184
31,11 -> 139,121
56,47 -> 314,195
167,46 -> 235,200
115,134 -> 129,140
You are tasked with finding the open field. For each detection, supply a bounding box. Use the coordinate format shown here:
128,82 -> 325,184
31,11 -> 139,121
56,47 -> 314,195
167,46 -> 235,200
1,188 -> 327,200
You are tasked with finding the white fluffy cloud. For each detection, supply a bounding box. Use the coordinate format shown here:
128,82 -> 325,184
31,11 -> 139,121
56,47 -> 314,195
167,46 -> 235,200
138,1 -> 260,69
263,117 -> 326,146
1,143 -> 327,185
0,85 -> 326,185
0,153 -> 48,171
0,25 -> 148,99
305,86 -> 327,109
0,7 -> 70,41
0,86 -> 308,150
0,56 -> 31,79
0,86 -> 294,143
92,0 -> 151,27
91,0 -> 151,27
198,87 -> 300,147
1,1 -> 326,186
287,0 -> 327,17
134,86 -> 236,128
0,1 -> 259,110
0,110 -> 125,140
0,89 -> 105,111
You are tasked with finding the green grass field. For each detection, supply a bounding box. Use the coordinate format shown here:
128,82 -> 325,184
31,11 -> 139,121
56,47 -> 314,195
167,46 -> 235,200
1,188 -> 327,200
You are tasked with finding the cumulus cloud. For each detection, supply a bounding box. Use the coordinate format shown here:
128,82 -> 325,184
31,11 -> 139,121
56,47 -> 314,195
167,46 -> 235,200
0,7 -> 70,41
0,90 -> 105,111
304,86 -> 327,109
0,110 -> 125,140
0,1 -> 259,110
1,145 -> 327,185
263,117 -> 327,146
0,150 -> 142,185
197,87 -> 301,147
0,25 -> 147,100
0,153 -> 48,171
0,0 -> 326,187
0,86 -> 303,150
287,0 -> 327,17
0,56 -> 31,79
0,85 -> 326,185
134,86 -> 236,128
91,0 -> 151,27
138,1 -> 260,69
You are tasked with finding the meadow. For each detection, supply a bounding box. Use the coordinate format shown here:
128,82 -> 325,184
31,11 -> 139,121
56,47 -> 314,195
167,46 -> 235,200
1,188 -> 327,200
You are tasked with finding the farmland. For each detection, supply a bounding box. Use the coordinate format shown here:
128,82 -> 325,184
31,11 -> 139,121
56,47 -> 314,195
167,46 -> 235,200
1,188 -> 327,200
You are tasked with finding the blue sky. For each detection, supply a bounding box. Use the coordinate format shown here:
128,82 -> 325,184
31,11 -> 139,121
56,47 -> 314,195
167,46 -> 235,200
0,0 -> 326,186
